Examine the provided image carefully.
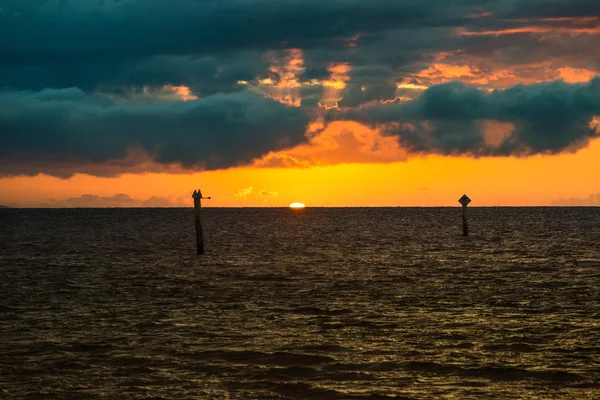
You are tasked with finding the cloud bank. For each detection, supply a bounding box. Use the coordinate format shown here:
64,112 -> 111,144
1,0 -> 599,177
43,194 -> 187,208
330,78 -> 600,156
552,193 -> 600,206
0,88 -> 308,176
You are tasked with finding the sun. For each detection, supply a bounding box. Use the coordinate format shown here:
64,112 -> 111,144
289,202 -> 306,209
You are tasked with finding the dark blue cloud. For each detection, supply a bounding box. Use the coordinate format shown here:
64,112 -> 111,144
506,0 -> 600,18
0,0 -> 494,92
1,0 -> 598,94
330,78 -> 600,156
0,88 -> 309,176
0,0 -> 476,61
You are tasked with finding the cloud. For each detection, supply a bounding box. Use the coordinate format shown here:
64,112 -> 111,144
0,1 -> 535,97
2,1 -> 598,103
0,88 -> 309,177
234,187 -> 254,199
337,83 -> 398,108
552,193 -> 600,206
258,190 -> 279,196
506,0 -> 600,19
0,146 -> 190,179
0,0 -> 470,97
330,78 -> 600,156
42,194 -> 187,208
0,0 -> 477,61
0,52 -> 270,96
228,186 -> 279,204
255,120 -> 408,167
2,0 -> 600,176
253,153 -> 314,168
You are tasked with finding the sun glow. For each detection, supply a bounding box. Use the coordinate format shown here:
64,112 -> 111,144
289,202 -> 306,209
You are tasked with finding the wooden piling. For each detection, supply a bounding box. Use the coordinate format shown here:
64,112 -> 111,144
458,194 -> 471,237
192,189 -> 211,255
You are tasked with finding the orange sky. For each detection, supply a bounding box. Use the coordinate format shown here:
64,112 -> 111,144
2,134 -> 599,207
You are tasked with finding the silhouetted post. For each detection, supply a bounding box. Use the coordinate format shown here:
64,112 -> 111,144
458,194 -> 471,237
192,189 -> 211,255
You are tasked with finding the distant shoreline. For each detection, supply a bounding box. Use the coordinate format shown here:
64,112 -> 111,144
1,206 -> 599,209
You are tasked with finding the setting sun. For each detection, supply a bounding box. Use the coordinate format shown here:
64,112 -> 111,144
289,202 -> 306,209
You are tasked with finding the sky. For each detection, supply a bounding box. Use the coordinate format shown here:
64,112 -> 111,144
1,0 -> 599,207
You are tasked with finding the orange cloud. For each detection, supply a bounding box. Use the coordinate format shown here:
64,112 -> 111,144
457,25 -> 600,36
591,117 -> 600,133
258,49 -> 306,106
321,63 -> 352,108
255,120 -> 407,168
557,67 -> 599,83
400,63 -> 493,89
163,85 -> 198,101
403,52 -> 598,90
253,153 -> 314,168
479,120 -> 516,147
465,12 -> 492,19
227,186 -> 280,205
241,54 -> 356,109
267,48 -> 305,89
323,63 -> 352,89
417,63 -> 479,79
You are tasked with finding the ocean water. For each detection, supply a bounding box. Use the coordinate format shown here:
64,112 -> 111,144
0,207 -> 599,399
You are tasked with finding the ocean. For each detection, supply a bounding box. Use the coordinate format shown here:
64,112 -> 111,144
1,207 -> 599,399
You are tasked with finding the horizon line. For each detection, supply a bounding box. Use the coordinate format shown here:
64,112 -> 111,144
2,205 -> 599,209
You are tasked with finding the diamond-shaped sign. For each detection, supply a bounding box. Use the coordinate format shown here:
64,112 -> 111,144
458,194 -> 471,206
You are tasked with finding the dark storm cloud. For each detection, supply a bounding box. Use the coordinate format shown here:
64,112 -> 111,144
298,27 -> 457,79
0,0 -> 505,93
108,53 -> 270,96
299,68 -> 331,82
337,84 -> 398,108
0,0 -> 479,62
457,31 -> 600,66
336,66 -> 398,107
0,89 -> 309,176
330,78 -> 600,156
0,1 -> 596,66
505,0 -> 600,19
2,0 -> 596,94
0,52 -> 269,94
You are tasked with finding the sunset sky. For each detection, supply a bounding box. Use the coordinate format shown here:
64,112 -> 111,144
1,0 -> 599,207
